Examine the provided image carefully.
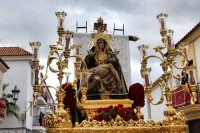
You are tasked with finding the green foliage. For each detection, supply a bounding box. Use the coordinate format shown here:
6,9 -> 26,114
2,83 -> 20,121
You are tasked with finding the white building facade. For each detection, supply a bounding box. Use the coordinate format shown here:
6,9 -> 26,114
0,47 -> 54,133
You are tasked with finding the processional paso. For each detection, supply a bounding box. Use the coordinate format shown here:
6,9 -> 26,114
30,11 -> 193,133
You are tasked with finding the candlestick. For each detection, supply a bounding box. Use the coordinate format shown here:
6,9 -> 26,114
142,47 -> 146,57
166,29 -> 174,48
81,71 -> 88,87
167,36 -> 171,47
156,13 -> 168,31
34,48 -> 37,59
59,20 -> 63,29
183,47 -> 187,59
30,41 -> 41,59
160,19 -> 165,30
35,69 -> 39,85
189,69 -> 196,85
138,44 -> 148,62
144,73 -> 150,86
64,34 -> 71,49
76,47 -> 80,55
66,37 -> 70,49
55,11 -> 67,30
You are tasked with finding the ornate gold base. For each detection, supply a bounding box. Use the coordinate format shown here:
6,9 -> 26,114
46,99 -> 187,133
46,121 -> 187,133
47,126 -> 161,133
45,87 -> 188,133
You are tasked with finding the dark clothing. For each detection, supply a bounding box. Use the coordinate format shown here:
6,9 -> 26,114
39,113 -> 44,126
85,46 -> 128,94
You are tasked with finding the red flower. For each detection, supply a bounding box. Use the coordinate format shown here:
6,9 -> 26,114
97,114 -> 103,121
109,105 -> 113,109
103,107 -> 110,113
114,105 -> 120,110
125,108 -> 131,113
132,114 -> 138,121
97,108 -> 102,113
140,115 -> 144,119
128,83 -> 145,108
111,112 -> 117,119
93,104 -> 137,122
62,83 -> 76,111
130,109 -> 135,114
103,114 -> 110,121
123,113 -> 130,121
93,115 -> 98,120
119,108 -> 126,116
118,104 -> 123,108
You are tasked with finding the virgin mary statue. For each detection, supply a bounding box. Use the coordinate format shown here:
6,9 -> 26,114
84,35 -> 128,98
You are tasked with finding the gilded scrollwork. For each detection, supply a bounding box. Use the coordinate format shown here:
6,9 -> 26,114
45,113 -> 72,128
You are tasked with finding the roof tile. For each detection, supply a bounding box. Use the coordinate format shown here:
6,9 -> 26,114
0,47 -> 32,56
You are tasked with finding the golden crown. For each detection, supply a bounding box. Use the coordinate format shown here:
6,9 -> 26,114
92,32 -> 111,49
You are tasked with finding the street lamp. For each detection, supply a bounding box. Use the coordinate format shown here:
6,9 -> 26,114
12,85 -> 20,103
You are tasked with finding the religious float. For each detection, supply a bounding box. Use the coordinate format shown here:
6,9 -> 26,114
30,11 -> 198,133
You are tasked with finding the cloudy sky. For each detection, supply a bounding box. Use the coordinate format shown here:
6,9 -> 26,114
0,0 -> 199,96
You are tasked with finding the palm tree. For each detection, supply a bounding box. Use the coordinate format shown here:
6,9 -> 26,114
1,83 -> 20,121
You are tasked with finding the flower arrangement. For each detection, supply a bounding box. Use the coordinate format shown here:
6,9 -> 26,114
93,104 -> 138,122
128,83 -> 145,108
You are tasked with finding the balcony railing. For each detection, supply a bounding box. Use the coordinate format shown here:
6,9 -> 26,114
172,82 -> 200,109
174,83 -> 200,121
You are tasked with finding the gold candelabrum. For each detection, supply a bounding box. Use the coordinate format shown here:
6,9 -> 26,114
30,11 -> 88,129
139,13 -> 197,127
